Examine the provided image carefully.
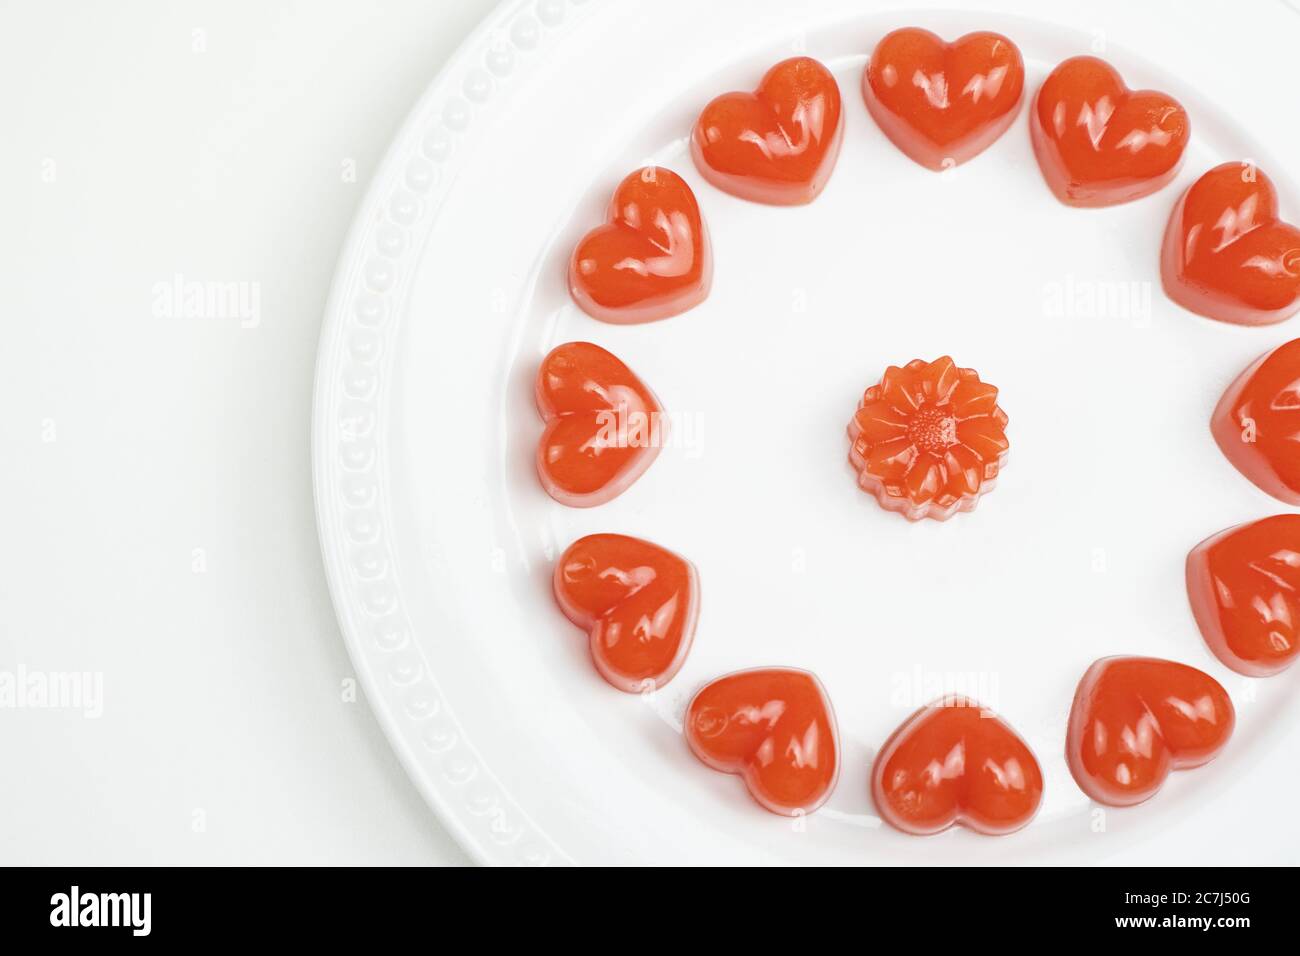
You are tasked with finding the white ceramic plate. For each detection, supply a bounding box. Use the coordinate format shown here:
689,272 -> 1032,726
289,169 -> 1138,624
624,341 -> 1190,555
313,0 -> 1300,865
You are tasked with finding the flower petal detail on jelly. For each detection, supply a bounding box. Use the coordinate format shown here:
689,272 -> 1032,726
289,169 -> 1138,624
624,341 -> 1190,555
685,668 -> 839,816
1211,337 -> 1300,503
1030,56 -> 1188,207
1161,162 -> 1300,326
568,166 -> 712,324
536,341 -> 666,507
1066,657 -> 1234,807
692,56 -> 844,205
862,27 -> 1025,171
848,356 -> 1008,520
872,697 -> 1043,836
553,533 -> 699,692
1187,515 -> 1300,676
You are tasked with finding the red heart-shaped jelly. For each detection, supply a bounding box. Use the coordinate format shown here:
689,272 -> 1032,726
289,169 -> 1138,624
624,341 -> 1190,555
872,697 -> 1043,836
1188,514 -> 1300,676
535,341 -> 665,507
1030,56 -> 1188,207
691,56 -> 844,205
1066,657 -> 1234,807
568,166 -> 711,324
553,533 -> 698,692
685,668 -> 839,816
1211,337 -> 1300,503
1162,162 -> 1300,325
862,27 -> 1024,171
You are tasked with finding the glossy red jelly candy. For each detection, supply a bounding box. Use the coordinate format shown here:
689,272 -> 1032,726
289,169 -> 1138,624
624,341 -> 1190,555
535,341 -> 665,507
1030,56 -> 1188,207
1211,338 -> 1300,503
872,697 -> 1043,836
1162,163 -> 1300,326
685,668 -> 838,816
691,56 -> 844,205
1066,657 -> 1234,807
568,166 -> 712,324
1187,515 -> 1300,676
862,27 -> 1024,170
553,533 -> 698,692
848,356 -> 1009,520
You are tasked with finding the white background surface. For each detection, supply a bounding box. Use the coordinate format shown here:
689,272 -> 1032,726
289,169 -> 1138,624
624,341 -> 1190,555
0,0 -> 492,865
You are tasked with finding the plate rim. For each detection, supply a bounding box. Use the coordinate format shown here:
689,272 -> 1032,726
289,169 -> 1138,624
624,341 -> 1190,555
311,0 -> 588,867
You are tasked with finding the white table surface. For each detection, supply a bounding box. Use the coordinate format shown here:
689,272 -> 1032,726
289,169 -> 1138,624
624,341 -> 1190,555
0,0 -> 499,865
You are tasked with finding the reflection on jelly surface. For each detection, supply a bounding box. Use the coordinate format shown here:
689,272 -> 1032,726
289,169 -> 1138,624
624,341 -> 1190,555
862,27 -> 1024,171
848,356 -> 1009,521
1066,657 -> 1234,807
1030,56 -> 1187,207
685,668 -> 839,816
1188,515 -> 1300,677
535,341 -> 665,507
1211,338 -> 1300,503
553,533 -> 698,692
568,166 -> 712,324
1162,163 -> 1300,326
872,697 -> 1043,836
691,56 -> 844,205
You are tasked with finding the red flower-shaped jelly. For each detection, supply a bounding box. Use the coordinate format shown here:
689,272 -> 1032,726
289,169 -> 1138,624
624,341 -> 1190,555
685,668 -> 839,816
553,533 -> 699,692
1211,338 -> 1300,504
568,167 -> 712,324
862,27 -> 1024,171
1030,56 -> 1188,207
848,357 -> 1009,520
1161,163 -> 1300,326
1187,515 -> 1300,676
872,697 -> 1043,836
1066,657 -> 1234,807
535,341 -> 665,507
691,56 -> 844,205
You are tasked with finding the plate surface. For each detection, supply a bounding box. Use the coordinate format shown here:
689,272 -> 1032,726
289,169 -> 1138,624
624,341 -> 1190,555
313,0 -> 1300,864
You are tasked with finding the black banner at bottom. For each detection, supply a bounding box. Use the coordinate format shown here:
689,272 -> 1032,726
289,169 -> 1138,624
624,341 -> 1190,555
0,866 -> 1287,941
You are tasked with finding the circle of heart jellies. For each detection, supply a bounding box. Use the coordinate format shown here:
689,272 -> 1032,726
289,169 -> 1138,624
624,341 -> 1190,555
539,25 -> 1300,838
